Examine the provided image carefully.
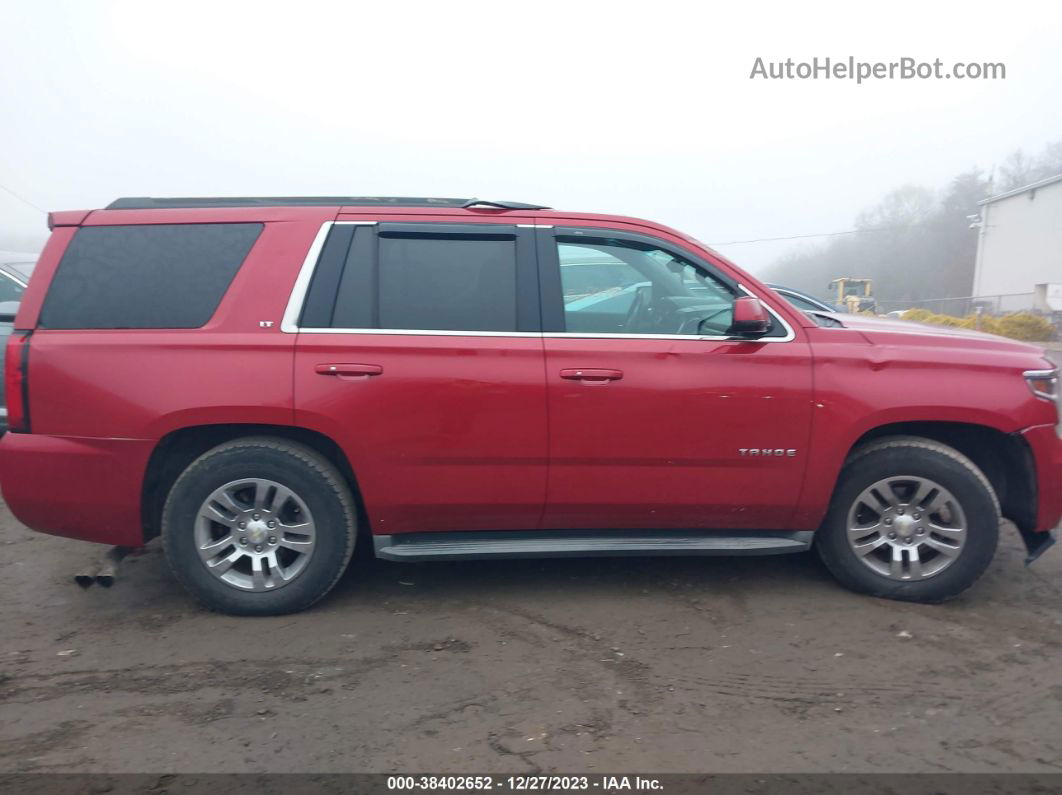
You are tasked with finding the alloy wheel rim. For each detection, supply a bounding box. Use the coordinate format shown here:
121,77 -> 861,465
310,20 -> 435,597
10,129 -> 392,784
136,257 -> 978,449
845,475 -> 967,581
194,478 -> 316,592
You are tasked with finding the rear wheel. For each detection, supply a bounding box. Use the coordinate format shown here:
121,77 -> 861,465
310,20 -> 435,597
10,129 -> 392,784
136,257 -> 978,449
816,436 -> 999,602
162,437 -> 356,615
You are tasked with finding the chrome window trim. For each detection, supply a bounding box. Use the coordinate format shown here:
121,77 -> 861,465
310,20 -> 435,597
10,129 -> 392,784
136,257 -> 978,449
281,222 -> 797,343
295,328 -> 542,338
542,332 -> 780,341
282,221 -> 335,333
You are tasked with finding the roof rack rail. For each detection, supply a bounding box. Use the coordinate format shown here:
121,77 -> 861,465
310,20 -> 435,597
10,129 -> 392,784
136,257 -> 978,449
105,196 -> 552,211
461,198 -> 552,210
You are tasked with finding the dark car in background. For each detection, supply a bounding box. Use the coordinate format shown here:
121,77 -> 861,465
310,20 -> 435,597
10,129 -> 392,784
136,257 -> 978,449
0,254 -> 37,431
767,283 -> 844,313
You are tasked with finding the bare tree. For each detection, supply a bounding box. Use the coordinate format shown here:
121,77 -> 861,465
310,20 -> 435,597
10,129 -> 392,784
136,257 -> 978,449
997,138 -> 1062,191
763,171 -> 990,307
998,150 -> 1036,191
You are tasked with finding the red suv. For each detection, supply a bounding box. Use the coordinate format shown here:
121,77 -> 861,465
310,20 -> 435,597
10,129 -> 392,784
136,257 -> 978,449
2,197 -> 1059,615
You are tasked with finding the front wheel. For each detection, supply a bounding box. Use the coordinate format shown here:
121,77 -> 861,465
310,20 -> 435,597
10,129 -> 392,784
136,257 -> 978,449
162,437 -> 357,615
817,436 -> 1000,603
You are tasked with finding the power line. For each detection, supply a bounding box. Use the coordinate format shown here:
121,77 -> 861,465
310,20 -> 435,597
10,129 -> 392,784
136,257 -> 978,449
708,224 -> 921,246
0,182 -> 46,215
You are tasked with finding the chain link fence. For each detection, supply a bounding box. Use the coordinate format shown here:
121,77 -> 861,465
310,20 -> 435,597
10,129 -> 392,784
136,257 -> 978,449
871,292 -> 1060,340
876,293 -> 1036,316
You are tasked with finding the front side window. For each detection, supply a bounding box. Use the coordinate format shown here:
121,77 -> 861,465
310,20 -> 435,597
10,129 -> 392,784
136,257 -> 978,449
557,236 -> 738,336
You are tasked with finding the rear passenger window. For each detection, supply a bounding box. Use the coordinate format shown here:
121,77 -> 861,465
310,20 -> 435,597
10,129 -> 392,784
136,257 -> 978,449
321,227 -> 518,332
40,223 -> 262,329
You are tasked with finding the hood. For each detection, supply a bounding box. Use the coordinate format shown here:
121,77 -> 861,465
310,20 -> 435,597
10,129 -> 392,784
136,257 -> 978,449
813,312 -> 1049,358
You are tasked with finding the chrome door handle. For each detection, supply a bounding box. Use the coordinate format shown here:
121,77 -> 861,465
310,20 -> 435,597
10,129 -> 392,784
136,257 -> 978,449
315,363 -> 384,378
559,368 -> 623,382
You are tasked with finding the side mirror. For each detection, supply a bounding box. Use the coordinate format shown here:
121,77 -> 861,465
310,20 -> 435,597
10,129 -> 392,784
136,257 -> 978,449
728,296 -> 770,337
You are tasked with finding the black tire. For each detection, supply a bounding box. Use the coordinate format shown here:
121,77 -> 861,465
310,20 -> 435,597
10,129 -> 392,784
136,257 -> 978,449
162,436 -> 356,615
816,435 -> 999,603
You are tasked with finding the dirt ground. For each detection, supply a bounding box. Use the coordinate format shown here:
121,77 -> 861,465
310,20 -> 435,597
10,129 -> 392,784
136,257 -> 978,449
1,490 -> 1061,775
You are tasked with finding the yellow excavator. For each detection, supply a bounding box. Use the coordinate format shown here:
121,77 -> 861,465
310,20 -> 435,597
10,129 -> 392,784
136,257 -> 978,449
829,278 -> 875,313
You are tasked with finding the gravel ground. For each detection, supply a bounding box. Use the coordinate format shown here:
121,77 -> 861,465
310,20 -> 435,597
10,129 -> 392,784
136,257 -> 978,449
1,494 -> 1061,775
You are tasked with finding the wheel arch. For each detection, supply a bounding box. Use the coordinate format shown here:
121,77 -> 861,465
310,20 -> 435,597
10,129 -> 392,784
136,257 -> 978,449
843,421 -> 1037,533
141,423 -> 368,543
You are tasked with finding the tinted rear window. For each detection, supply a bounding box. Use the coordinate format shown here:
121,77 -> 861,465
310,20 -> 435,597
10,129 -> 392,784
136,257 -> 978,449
40,223 -> 262,329
328,230 -> 518,332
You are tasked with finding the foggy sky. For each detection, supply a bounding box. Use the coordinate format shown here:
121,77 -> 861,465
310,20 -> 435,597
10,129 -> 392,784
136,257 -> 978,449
2,0 -> 1061,274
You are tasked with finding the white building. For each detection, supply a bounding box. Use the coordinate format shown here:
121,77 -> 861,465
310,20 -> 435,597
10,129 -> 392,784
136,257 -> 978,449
974,173 -> 1062,312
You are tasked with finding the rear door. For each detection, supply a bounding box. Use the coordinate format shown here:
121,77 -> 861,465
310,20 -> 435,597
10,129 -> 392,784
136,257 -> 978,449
537,226 -> 814,531
291,220 -> 547,535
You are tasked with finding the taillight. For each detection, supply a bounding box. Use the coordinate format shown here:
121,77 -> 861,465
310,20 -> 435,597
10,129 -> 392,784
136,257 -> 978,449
4,331 -> 30,433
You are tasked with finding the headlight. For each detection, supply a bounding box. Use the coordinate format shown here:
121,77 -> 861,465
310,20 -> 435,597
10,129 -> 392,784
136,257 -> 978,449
1025,369 -> 1059,401
1026,368 -> 1061,436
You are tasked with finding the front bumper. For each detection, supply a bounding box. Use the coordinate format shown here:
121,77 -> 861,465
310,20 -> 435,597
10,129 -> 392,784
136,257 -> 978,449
1021,424 -> 1062,530
1018,423 -> 1062,563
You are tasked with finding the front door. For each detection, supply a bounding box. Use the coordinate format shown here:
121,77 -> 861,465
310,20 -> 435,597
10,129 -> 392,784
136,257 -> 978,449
537,227 -> 814,531
292,220 -> 547,535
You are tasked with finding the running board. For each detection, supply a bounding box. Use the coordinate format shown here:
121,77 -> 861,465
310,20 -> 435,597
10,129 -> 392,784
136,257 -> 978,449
372,530 -> 814,562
